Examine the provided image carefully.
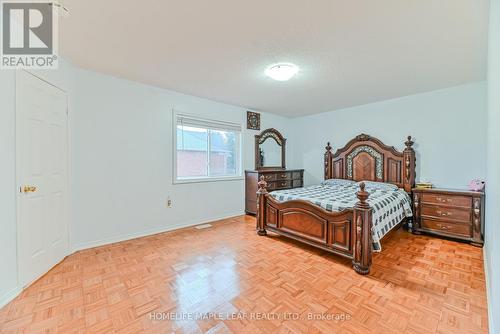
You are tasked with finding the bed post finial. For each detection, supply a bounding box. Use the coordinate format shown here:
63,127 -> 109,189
356,182 -> 370,209
324,142 -> 333,180
256,176 -> 268,236
405,135 -> 414,149
257,175 -> 268,194
353,182 -> 373,275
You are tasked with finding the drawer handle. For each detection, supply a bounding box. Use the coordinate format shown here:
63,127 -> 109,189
436,197 -> 453,203
280,174 -> 287,178
438,224 -> 449,230
281,182 -> 287,187
436,210 -> 451,217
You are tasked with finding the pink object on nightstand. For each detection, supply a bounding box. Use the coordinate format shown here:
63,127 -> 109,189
468,179 -> 485,191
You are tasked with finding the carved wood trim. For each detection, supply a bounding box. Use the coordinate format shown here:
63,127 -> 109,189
324,142 -> 333,180
403,136 -> 416,192
410,192 -> 421,234
333,134 -> 401,157
473,197 -> 481,242
256,176 -> 268,235
355,215 -> 363,262
279,209 -> 328,244
352,183 -> 373,275
324,134 -> 416,192
255,128 -> 286,170
328,220 -> 352,253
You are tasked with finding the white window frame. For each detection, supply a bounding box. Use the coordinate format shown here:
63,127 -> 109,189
173,111 -> 243,184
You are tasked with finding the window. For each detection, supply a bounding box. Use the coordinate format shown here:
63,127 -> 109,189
174,113 -> 242,183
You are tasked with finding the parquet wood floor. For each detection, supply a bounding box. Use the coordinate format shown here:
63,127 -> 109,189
0,215 -> 488,333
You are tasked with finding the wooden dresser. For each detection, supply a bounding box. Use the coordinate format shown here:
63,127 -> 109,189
412,188 -> 485,246
245,169 -> 304,215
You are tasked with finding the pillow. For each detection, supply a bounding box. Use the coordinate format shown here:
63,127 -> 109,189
357,181 -> 398,191
321,179 -> 356,187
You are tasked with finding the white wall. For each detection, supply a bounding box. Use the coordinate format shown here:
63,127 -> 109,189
486,0 -> 500,333
288,82 -> 487,189
0,71 -> 19,306
70,68 -> 293,250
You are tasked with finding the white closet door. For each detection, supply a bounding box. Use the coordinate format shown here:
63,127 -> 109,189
16,70 -> 69,287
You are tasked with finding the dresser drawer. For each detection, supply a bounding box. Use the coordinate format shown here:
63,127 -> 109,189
261,174 -> 276,182
420,219 -> 471,237
271,180 -> 292,189
276,172 -> 292,180
421,205 -> 471,223
422,193 -> 472,208
292,171 -> 303,179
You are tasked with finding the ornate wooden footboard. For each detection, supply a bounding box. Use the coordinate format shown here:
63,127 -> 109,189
257,178 -> 373,274
255,134 -> 416,275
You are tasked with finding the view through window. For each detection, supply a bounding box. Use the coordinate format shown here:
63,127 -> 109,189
175,115 -> 241,181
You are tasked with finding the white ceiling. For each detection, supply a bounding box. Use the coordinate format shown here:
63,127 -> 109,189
60,0 -> 489,117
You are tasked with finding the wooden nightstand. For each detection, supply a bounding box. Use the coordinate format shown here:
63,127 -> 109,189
412,188 -> 484,247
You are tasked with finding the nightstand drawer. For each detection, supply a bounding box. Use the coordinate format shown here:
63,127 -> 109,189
422,193 -> 472,208
421,205 -> 471,223
420,219 -> 471,237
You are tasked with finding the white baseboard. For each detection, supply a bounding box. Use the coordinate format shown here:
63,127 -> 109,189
72,212 -> 245,252
0,287 -> 22,309
483,247 -> 496,334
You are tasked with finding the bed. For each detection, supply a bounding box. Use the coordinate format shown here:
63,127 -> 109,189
256,134 -> 416,275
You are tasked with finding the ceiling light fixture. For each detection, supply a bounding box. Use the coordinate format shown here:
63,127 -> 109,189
265,63 -> 299,81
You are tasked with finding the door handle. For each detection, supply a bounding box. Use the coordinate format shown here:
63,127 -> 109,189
23,186 -> 37,193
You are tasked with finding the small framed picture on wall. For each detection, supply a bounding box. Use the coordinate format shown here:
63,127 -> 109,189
247,111 -> 261,130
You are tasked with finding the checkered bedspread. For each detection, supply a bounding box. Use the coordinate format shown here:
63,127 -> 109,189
269,184 -> 413,251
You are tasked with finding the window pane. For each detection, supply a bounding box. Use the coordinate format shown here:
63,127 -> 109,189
177,125 -> 208,178
209,130 -> 237,176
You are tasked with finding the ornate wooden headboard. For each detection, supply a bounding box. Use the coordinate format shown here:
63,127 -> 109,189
324,134 -> 416,192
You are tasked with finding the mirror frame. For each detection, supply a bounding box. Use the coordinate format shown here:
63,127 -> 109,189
255,128 -> 286,170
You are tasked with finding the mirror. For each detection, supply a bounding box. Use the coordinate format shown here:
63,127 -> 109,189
255,128 -> 286,170
260,140 -> 282,167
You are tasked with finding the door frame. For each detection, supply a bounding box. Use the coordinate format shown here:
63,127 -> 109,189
15,69 -> 71,288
